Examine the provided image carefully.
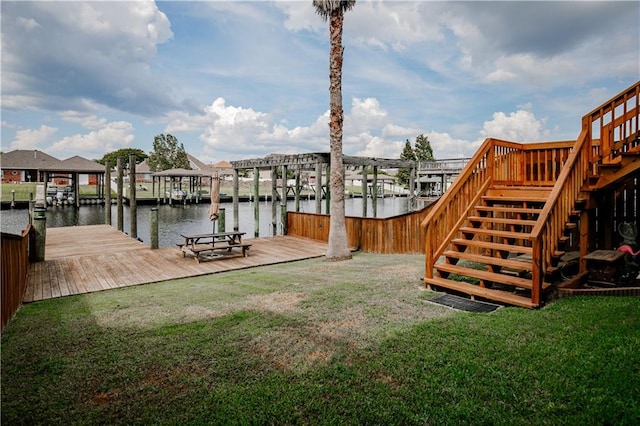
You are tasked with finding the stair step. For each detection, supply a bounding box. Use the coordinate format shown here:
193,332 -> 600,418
474,206 -> 543,215
460,227 -> 534,241
435,263 -> 539,290
468,216 -> 538,227
423,277 -> 537,308
485,186 -> 551,202
482,195 -> 549,204
443,250 -> 533,271
452,238 -> 533,255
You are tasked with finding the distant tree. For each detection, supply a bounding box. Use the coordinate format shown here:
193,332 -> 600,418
397,139 -> 416,187
147,134 -> 190,172
414,133 -> 434,162
97,148 -> 147,166
314,0 -> 356,262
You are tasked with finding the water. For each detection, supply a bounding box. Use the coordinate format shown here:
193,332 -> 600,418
1,197 -> 422,248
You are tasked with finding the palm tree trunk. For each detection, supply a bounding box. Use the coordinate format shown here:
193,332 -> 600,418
326,7 -> 351,261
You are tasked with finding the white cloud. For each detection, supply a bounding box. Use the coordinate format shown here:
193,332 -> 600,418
11,125 -> 58,150
48,121 -> 135,158
59,111 -> 107,130
1,1 -> 175,115
17,17 -> 40,31
479,110 -> 549,143
347,97 -> 388,134
426,131 -> 481,159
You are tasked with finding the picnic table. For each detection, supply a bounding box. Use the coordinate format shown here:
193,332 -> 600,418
178,231 -> 251,262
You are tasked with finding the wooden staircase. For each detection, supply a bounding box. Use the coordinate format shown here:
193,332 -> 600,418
421,81 -> 640,308
424,185 -> 560,308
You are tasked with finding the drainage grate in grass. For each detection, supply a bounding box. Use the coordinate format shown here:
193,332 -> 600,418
428,294 -> 502,313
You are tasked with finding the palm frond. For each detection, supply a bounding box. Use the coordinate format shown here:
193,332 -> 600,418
313,0 -> 356,20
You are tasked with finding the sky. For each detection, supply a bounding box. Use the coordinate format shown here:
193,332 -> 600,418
1,1 -> 639,164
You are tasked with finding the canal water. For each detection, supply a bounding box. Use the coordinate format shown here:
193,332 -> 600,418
1,197 -> 425,248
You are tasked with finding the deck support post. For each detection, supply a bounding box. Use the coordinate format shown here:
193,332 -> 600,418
116,158 -> 124,232
294,166 -> 301,212
129,154 -> 137,239
73,172 -> 80,209
150,208 -> 158,249
372,166 -> 378,218
361,166 -> 368,217
233,169 -> 240,232
281,165 -> 288,235
32,207 -> 47,262
253,167 -> 260,238
104,162 -> 111,225
315,161 -> 322,214
218,208 -> 226,233
271,166 -> 277,236
579,209 -> 589,272
325,164 -> 330,214
409,166 -> 415,210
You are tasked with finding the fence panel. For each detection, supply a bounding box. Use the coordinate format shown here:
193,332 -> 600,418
1,225 -> 31,330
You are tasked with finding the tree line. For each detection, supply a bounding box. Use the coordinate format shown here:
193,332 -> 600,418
95,134 -> 190,172
397,133 -> 435,187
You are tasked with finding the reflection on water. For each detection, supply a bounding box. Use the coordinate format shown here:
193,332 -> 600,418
1,197 -> 427,248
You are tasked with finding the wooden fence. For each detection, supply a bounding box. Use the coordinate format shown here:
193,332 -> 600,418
1,225 -> 32,330
286,203 -> 435,254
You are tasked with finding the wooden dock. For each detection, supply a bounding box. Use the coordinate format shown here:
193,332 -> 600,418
24,225 -> 327,303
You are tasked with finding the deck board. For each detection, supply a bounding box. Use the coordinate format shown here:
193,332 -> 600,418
24,225 -> 328,302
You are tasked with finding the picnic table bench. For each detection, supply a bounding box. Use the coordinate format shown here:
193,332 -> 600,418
178,231 -> 251,262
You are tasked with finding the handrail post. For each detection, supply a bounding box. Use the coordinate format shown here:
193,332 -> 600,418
531,238 -> 542,307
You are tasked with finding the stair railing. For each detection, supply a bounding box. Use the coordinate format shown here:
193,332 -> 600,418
529,129 -> 591,306
586,81 -> 640,165
421,138 -> 523,279
530,81 -> 640,306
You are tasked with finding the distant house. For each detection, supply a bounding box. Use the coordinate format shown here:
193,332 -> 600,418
0,150 -> 63,183
56,156 -> 105,185
135,160 -> 152,182
212,160 -> 234,180
136,153 -> 217,183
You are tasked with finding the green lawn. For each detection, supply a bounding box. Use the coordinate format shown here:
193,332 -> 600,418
2,253 -> 639,425
1,183 -> 105,202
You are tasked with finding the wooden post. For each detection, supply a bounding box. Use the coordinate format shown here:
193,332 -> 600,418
271,166 -> 277,236
325,164 -> 330,214
150,207 -> 158,249
315,161 -> 322,214
73,172 -> 80,208
104,161 -> 112,225
253,167 -> 260,238
32,207 -> 46,262
294,166 -> 301,212
233,169 -> 240,231
281,165 -> 288,235
372,166 -> 378,218
579,209 -> 589,272
361,166 -> 368,217
218,208 -> 226,233
116,157 -> 124,232
409,165 -> 415,211
129,154 -> 137,239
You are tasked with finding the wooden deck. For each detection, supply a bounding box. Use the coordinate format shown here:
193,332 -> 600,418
24,225 -> 327,303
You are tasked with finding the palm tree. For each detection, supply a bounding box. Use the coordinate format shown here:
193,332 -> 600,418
313,0 -> 355,261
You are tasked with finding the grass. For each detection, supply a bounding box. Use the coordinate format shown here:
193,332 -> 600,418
1,183 -> 103,201
2,253 -> 639,424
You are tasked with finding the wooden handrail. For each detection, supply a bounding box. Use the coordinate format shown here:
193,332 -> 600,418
421,138 -> 497,277
529,129 -> 591,305
530,80 -> 640,305
421,80 -> 639,307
